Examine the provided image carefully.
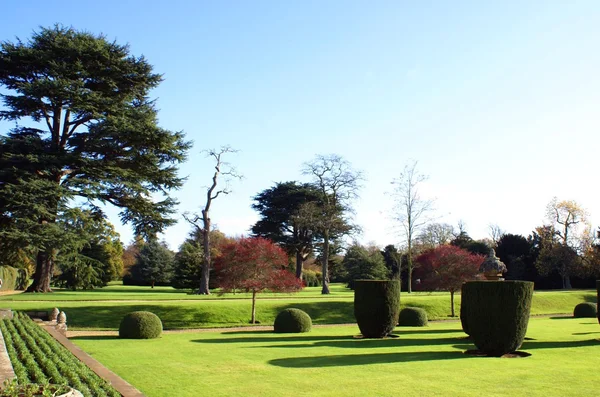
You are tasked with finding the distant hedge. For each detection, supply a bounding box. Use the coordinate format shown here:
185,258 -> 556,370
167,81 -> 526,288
462,281 -> 533,356
0,266 -> 28,291
354,280 -> 400,338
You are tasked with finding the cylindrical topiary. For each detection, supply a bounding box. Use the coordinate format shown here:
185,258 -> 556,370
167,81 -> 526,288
462,281 -> 534,356
459,283 -> 470,336
573,302 -> 597,318
274,308 -> 312,333
119,311 -> 163,339
354,280 -> 400,338
597,280 -> 600,325
398,307 -> 428,326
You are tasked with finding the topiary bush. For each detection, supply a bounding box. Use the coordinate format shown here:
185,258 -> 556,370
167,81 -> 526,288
573,302 -> 597,318
460,283 -> 471,336
597,280 -> 600,325
0,266 -> 29,291
274,308 -> 312,333
354,280 -> 400,338
398,307 -> 428,326
462,281 -> 534,356
119,311 -> 163,339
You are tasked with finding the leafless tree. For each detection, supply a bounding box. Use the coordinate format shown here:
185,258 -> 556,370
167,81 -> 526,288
417,223 -> 455,249
488,224 -> 504,247
183,146 -> 242,294
302,154 -> 363,294
391,160 -> 435,293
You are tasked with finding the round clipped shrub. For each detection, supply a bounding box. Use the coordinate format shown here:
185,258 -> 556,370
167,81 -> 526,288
119,311 -> 163,339
460,283 -> 471,336
354,280 -> 400,338
398,307 -> 428,326
462,281 -> 534,356
573,302 -> 597,318
274,308 -> 312,333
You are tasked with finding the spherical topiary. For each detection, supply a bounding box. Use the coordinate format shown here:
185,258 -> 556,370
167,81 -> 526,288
354,280 -> 400,338
573,302 -> 597,318
462,281 -> 534,356
273,308 -> 312,333
398,307 -> 428,326
119,311 -> 163,339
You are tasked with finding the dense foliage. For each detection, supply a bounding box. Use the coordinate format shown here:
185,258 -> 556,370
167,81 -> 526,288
573,302 -> 596,318
0,312 -> 120,396
343,243 -> 389,289
398,307 -> 428,326
0,266 -> 28,291
462,281 -> 534,356
172,240 -> 203,290
273,308 -> 312,333
354,280 -> 400,338
119,311 -> 163,339
124,239 -> 174,287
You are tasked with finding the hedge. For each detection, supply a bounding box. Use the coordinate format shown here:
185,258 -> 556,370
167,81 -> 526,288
462,281 -> 533,356
459,283 -> 470,336
573,302 -> 596,318
354,280 -> 400,338
0,266 -> 28,291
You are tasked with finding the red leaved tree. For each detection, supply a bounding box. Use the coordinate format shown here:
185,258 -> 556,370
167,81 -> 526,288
214,237 -> 302,323
415,245 -> 484,317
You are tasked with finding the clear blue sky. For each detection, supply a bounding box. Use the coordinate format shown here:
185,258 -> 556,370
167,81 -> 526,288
1,1 -> 599,249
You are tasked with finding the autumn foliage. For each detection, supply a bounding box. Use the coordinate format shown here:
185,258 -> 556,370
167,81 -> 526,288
415,245 -> 484,316
214,237 -> 302,323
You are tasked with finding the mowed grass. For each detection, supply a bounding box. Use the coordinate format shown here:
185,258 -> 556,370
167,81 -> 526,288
0,285 -> 595,330
71,317 -> 600,397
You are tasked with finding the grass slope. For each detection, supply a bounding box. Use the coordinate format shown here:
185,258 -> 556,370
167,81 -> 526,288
71,317 -> 600,397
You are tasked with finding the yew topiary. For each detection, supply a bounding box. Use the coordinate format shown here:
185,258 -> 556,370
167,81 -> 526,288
573,302 -> 597,318
354,280 -> 400,338
398,307 -> 428,326
119,311 -> 163,339
274,308 -> 312,333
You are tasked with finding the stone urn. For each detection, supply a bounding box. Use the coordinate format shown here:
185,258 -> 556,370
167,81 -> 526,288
57,311 -> 67,324
49,307 -> 60,322
479,248 -> 507,280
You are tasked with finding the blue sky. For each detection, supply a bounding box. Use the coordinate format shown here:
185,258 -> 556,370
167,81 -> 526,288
1,1 -> 599,249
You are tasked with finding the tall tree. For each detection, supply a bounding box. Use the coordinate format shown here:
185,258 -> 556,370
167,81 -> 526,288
343,243 -> 389,289
129,239 -> 174,288
251,181 -> 321,279
0,26 -> 190,292
183,146 -> 242,294
391,161 -> 434,293
302,154 -> 362,294
495,233 -> 535,281
417,223 -> 455,249
214,237 -> 302,323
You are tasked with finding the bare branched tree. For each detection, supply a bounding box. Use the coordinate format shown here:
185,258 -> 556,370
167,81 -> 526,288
302,154 -> 363,294
391,160 -> 435,293
183,146 -> 242,294
488,224 -> 504,247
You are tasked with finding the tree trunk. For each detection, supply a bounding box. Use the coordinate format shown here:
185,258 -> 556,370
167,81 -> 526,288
563,275 -> 572,289
151,281 -> 155,289
251,290 -> 257,324
450,290 -> 455,317
407,242 -> 413,293
198,214 -> 211,295
26,250 -> 54,292
295,251 -> 304,280
321,230 -> 330,294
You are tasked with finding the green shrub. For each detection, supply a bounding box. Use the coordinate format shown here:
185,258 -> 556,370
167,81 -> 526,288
0,266 -> 28,291
597,280 -> 600,325
462,281 -> 534,356
460,283 -> 470,336
573,302 -> 596,318
273,308 -> 312,333
398,307 -> 428,326
119,311 -> 163,339
302,270 -> 322,287
354,280 -> 400,338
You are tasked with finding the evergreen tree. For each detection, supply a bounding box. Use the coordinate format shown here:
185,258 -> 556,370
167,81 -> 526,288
128,239 -> 174,288
0,25 -> 190,292
342,243 -> 389,289
172,240 -> 203,290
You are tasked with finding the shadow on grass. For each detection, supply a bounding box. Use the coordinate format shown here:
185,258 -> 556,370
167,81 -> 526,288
194,335 -> 465,347
573,332 -> 600,335
193,335 -> 352,344
269,350 -> 466,367
70,336 -> 120,341
452,339 -> 600,352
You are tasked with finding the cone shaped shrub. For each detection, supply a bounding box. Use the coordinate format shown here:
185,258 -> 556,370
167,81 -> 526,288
460,283 -> 470,336
398,307 -> 428,326
354,280 -> 400,338
274,308 -> 312,333
119,311 -> 163,339
573,302 -> 597,318
462,281 -> 533,356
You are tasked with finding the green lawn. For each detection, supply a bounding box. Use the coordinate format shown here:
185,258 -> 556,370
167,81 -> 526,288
0,285 -> 595,330
71,317 -> 600,397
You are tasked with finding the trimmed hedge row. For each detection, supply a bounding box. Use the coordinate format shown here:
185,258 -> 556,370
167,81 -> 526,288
0,266 -> 28,291
354,280 -> 400,338
0,313 -> 120,397
462,281 -> 534,356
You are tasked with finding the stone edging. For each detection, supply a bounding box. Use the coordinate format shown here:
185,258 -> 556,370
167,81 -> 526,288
40,324 -> 146,397
0,325 -> 15,384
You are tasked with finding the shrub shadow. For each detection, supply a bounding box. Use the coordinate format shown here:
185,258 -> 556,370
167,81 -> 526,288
452,339 -> 599,351
256,337 -> 465,349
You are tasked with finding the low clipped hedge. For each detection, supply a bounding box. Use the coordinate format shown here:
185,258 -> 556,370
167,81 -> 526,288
398,307 -> 428,326
462,281 -> 534,356
0,266 -> 29,291
573,302 -> 597,318
354,280 -> 400,338
460,283 -> 470,336
119,311 -> 163,339
274,308 -> 312,333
